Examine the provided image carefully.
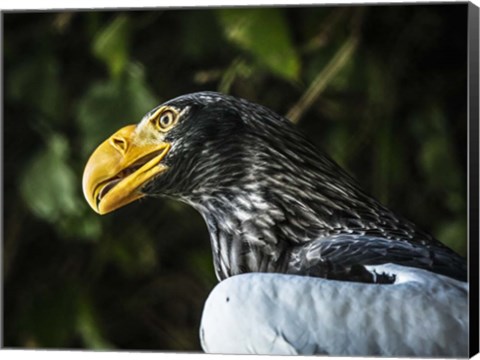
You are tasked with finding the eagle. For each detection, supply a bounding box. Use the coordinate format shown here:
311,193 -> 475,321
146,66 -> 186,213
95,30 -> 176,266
82,92 -> 468,356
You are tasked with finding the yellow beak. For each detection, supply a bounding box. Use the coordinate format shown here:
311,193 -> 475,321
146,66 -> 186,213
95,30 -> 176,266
82,125 -> 170,214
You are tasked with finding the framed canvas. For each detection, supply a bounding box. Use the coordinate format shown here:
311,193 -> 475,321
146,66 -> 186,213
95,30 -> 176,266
2,0 -> 479,357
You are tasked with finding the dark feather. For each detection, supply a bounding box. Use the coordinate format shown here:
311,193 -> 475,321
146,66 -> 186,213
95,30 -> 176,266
142,92 -> 467,282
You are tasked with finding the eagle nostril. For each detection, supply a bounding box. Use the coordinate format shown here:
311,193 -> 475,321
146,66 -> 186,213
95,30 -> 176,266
111,136 -> 128,154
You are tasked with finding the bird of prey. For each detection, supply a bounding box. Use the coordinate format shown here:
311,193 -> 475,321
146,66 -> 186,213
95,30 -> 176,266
82,92 -> 468,356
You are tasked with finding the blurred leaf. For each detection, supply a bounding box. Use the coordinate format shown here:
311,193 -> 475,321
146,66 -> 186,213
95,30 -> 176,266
93,15 -> 130,78
217,8 -> 300,81
19,133 -> 102,241
77,295 -> 113,349
20,133 -> 82,222
77,62 -> 157,156
61,212 -> 103,241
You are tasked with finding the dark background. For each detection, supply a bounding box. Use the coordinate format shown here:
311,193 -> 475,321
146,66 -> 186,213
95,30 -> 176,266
3,4 -> 468,351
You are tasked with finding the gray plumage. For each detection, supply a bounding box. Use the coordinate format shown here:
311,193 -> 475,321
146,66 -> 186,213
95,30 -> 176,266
141,92 -> 466,282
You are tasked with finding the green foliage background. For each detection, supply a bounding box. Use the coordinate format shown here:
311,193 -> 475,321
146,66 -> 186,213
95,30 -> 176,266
3,4 -> 468,351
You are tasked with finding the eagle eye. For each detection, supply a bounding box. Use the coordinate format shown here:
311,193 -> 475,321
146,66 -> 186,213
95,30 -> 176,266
152,108 -> 177,132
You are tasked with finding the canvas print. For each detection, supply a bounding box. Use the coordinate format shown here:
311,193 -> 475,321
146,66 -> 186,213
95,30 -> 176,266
3,3 -> 475,356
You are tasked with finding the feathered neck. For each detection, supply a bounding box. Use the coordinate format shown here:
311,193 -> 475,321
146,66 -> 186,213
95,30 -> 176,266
181,137 -> 428,280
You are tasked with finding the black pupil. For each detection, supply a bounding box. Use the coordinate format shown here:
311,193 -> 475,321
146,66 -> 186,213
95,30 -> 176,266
161,114 -> 171,127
